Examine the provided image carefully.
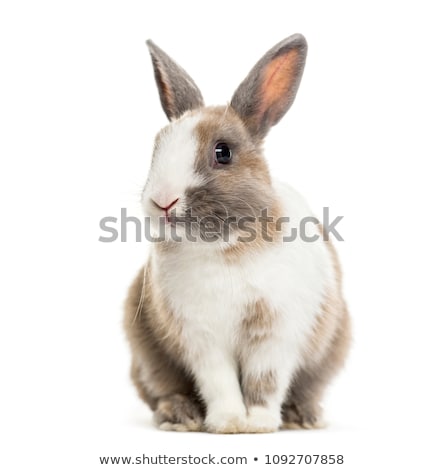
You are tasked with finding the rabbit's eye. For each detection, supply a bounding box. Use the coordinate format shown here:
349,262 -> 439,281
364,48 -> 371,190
214,142 -> 232,165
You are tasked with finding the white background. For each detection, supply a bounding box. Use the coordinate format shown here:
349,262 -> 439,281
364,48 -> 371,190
1,1 -> 443,468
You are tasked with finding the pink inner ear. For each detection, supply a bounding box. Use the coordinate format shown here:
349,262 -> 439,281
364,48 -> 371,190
260,49 -> 299,120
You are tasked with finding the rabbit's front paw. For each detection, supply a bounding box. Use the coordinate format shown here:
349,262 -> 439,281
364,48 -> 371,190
205,407 -> 247,434
245,406 -> 280,433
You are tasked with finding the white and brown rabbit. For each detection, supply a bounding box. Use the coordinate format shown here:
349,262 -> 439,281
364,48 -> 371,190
124,34 -> 351,433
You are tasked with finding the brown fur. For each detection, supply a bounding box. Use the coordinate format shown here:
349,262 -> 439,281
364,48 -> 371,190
241,299 -> 277,345
154,394 -> 203,432
220,198 -> 284,262
281,309 -> 351,429
239,300 -> 278,408
302,231 -> 346,364
242,370 -> 277,407
281,232 -> 351,429
181,106 -> 284,257
193,106 -> 270,181
189,106 -> 273,225
124,264 -> 205,430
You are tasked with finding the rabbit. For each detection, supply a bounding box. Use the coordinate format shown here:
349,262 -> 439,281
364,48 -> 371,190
124,34 -> 351,434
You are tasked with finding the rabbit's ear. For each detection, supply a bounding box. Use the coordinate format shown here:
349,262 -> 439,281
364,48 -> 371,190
231,34 -> 307,139
146,40 -> 204,121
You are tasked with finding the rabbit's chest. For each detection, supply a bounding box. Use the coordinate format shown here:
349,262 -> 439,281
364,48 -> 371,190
152,242 -> 329,357
160,254 -> 253,340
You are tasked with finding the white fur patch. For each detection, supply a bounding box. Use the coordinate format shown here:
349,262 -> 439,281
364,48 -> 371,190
142,111 -> 203,218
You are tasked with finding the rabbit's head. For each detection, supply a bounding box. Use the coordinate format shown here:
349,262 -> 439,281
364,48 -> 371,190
142,35 -> 307,244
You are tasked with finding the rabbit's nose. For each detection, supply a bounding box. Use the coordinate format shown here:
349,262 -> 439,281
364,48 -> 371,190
151,197 -> 179,213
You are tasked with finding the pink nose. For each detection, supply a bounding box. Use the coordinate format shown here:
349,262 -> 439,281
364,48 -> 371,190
151,197 -> 179,212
